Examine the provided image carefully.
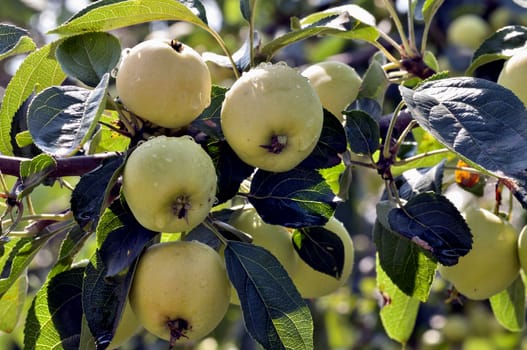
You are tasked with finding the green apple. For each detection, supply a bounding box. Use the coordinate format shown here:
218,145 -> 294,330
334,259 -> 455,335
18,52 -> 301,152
129,240 -> 230,345
291,216 -> 354,298
220,63 -> 324,172
447,14 -> 490,50
438,207 -> 520,300
228,207 -> 298,304
301,61 -> 362,122
497,48 -> 527,108
122,136 -> 217,233
116,39 -> 212,128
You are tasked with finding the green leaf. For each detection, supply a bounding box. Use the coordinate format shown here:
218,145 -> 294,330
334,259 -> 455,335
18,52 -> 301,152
248,168 -> 337,228
0,41 -> 67,155
0,273 -> 27,333
490,276 -> 525,332
239,0 -> 254,22
292,226 -> 345,278
0,230 -> 59,297
56,32 -> 121,87
415,0 -> 445,24
83,250 -> 134,349
50,0 -> 210,37
17,154 -> 57,199
377,254 -> 420,344
96,200 -> 157,277
15,130 -> 33,148
373,220 -> 436,301
24,267 -> 84,350
357,57 -> 389,107
224,241 -> 313,350
260,4 -> 378,59
50,226 -> 92,278
387,192 -> 472,266
71,154 -> 125,231
27,73 -> 109,156
344,110 -> 380,156
400,78 -> 527,185
466,25 -> 527,76
0,24 -> 36,61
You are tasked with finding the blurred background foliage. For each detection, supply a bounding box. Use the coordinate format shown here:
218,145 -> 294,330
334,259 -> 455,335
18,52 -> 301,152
1,0 -> 527,349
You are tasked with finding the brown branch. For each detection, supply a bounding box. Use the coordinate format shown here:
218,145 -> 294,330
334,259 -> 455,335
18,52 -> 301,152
0,152 -> 122,178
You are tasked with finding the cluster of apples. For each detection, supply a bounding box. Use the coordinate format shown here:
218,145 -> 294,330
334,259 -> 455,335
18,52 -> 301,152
110,38 -> 361,347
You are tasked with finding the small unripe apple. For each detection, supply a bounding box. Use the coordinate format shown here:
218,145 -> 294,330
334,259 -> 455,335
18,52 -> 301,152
447,14 -> 490,50
301,61 -> 362,121
116,39 -> 212,128
291,216 -> 354,298
129,241 -> 230,345
228,207 -> 298,304
220,63 -> 324,172
438,207 -> 520,300
122,136 -> 217,233
497,48 -> 527,108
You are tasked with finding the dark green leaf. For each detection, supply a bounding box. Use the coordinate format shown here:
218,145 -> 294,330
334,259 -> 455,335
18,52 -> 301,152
373,220 -> 436,301
0,24 -> 36,61
191,85 -> 227,139
83,250 -> 135,349
28,74 -> 109,156
387,192 -> 472,266
248,168 -> 337,228
205,140 -> 254,204
0,41 -> 67,155
96,200 -> 157,277
298,110 -> 347,170
490,276 -> 525,332
51,226 -> 92,277
292,226 -> 344,278
466,25 -> 527,76
239,0 -> 254,22
24,267 -> 84,350
179,0 -> 208,24
377,254 -> 420,344
17,154 -> 57,198
224,241 -> 313,350
56,32 -> 121,87
0,274 -> 27,333
346,97 -> 382,120
345,110 -> 380,155
71,154 -> 125,231
356,57 -> 389,107
400,78 -> 527,180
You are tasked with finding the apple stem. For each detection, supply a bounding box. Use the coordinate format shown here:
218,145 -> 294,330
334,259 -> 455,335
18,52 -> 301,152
167,318 -> 190,349
170,39 -> 184,53
260,135 -> 287,154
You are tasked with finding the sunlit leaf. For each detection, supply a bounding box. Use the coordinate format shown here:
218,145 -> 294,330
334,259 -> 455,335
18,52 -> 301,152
490,276 -> 525,332
0,41 -> 67,155
0,273 -> 27,333
24,267 -> 84,350
377,254 -> 420,344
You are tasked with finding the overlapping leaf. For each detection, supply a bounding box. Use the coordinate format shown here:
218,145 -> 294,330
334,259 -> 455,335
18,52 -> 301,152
386,192 -> 472,266
224,241 -> 313,350
27,74 -> 109,156
401,78 -> 527,207
0,24 -> 35,61
0,41 -> 67,155
56,32 -> 121,87
248,168 -> 337,228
